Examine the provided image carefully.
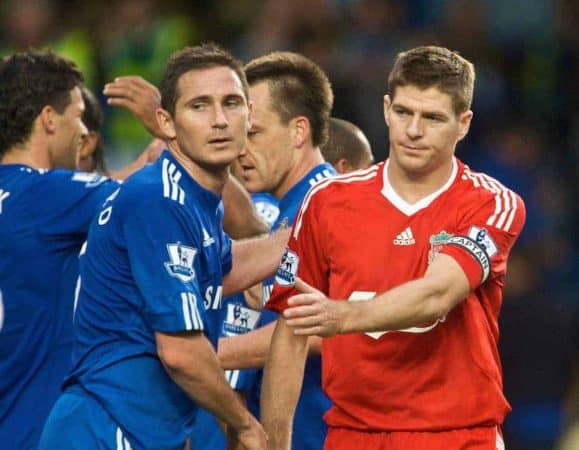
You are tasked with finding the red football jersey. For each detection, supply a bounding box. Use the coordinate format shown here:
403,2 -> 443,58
267,158 -> 526,432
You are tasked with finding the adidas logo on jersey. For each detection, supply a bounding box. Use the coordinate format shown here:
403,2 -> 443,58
393,227 -> 415,246
202,228 -> 215,247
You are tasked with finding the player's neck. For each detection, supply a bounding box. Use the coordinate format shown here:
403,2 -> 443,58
272,147 -> 324,199
0,141 -> 52,169
386,159 -> 454,204
168,145 -> 229,195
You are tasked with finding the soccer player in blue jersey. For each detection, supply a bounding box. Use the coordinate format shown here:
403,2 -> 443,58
39,44 -> 287,450
216,51 -> 336,450
0,51 -> 120,450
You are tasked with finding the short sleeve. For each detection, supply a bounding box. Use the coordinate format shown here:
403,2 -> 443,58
440,188 -> 526,290
266,191 -> 329,313
124,197 -> 208,333
41,170 -> 119,237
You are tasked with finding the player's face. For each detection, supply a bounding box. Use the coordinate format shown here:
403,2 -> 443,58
384,85 -> 472,179
51,86 -> 87,170
166,66 -> 250,170
237,82 -> 295,198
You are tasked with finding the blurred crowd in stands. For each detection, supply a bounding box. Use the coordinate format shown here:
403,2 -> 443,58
1,0 -> 577,449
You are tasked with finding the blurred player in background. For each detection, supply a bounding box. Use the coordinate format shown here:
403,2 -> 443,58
79,84 -> 165,178
320,117 -> 374,173
263,45 -> 526,450
0,50 -> 120,450
39,43 -> 286,450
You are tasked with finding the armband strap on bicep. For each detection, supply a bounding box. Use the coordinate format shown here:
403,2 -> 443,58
446,235 -> 490,283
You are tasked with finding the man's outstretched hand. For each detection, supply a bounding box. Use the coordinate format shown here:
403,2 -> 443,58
283,278 -> 348,337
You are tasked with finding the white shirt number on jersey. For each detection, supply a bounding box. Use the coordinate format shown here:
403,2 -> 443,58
348,291 -> 445,339
0,189 -> 10,215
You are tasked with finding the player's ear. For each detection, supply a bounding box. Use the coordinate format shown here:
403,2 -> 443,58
39,105 -> 57,135
291,116 -> 309,148
156,108 -> 176,140
335,158 -> 353,174
383,95 -> 391,127
457,110 -> 473,142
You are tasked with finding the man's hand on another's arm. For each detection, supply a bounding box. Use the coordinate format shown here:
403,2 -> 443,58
283,278 -> 350,337
156,330 -> 267,450
104,76 -> 165,139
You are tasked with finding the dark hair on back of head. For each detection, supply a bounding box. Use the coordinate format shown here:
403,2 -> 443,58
388,46 -> 475,115
321,117 -> 373,167
81,86 -> 106,173
0,50 -> 84,158
160,43 -> 248,117
244,52 -> 333,147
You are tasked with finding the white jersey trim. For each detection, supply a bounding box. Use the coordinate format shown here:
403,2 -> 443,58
162,158 -> 185,205
462,167 -> 518,232
380,157 -> 458,216
181,292 -> 203,331
116,427 -> 133,450
293,166 -> 379,239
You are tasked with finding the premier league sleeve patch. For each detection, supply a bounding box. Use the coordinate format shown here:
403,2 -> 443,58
164,242 -> 197,282
275,248 -> 299,286
223,303 -> 261,336
467,226 -> 498,258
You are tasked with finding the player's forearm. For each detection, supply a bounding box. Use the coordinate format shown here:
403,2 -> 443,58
343,255 -> 470,334
261,318 -> 308,450
218,322 -> 321,370
156,331 -> 254,433
218,322 -> 275,369
223,228 -> 289,296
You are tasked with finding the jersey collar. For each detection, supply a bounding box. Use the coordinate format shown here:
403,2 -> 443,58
380,157 -> 458,216
278,163 -> 336,216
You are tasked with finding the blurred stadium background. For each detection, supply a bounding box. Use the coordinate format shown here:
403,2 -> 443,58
1,0 -> 577,448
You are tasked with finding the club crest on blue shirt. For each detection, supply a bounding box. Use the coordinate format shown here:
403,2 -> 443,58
164,243 -> 197,282
223,303 -> 261,335
275,248 -> 299,286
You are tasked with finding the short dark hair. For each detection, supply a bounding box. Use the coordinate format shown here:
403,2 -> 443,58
321,117 -> 373,167
160,43 -> 248,117
81,86 -> 106,173
244,52 -> 333,147
0,50 -> 84,157
388,46 -> 475,115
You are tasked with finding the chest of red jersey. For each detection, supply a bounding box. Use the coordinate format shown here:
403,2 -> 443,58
322,187 -> 460,301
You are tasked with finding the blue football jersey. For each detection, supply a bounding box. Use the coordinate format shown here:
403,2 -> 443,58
0,165 -> 117,450
190,193 -> 279,449
250,163 -> 335,450
66,151 -> 233,450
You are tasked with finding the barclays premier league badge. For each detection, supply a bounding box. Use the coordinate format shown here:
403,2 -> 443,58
275,248 -> 299,286
467,226 -> 498,258
164,242 -> 197,282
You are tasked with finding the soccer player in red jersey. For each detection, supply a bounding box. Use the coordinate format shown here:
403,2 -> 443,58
261,45 -> 526,450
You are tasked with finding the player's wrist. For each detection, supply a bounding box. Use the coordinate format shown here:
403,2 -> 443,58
341,299 -> 363,334
337,300 -> 353,334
